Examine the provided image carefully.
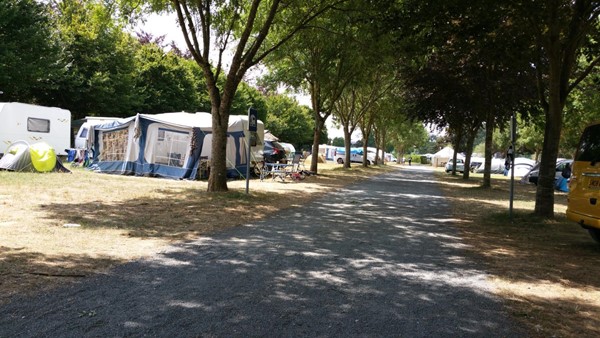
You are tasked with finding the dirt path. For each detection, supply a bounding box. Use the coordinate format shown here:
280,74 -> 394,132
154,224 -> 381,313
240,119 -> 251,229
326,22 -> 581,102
0,167 -> 525,337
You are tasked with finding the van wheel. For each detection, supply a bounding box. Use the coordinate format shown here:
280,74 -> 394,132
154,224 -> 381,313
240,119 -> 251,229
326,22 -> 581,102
589,229 -> 600,244
337,158 -> 344,164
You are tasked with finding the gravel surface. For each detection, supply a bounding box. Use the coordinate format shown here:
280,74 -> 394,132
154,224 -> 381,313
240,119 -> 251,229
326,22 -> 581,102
0,166 -> 525,337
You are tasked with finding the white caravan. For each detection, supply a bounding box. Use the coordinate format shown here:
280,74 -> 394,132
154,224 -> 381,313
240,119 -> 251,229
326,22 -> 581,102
0,102 -> 71,156
74,116 -> 123,149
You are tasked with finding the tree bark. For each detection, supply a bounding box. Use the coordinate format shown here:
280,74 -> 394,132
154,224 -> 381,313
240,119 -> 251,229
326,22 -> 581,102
462,126 -> 478,180
482,112 -> 494,188
379,130 -> 386,165
451,128 -> 463,175
531,0 -> 598,217
207,105 -> 230,191
362,130 -> 370,167
534,59 -> 563,216
310,115 -> 326,173
343,129 -> 352,168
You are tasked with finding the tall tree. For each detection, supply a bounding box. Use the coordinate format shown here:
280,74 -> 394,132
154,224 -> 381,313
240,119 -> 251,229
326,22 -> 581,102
150,0 -> 341,191
388,117 -> 428,159
514,0 -> 600,217
263,94 -> 314,149
263,14 -> 355,172
0,0 -> 60,102
335,78 -> 391,168
395,0 -> 537,183
48,0 -> 139,119
263,0 -> 392,172
335,88 -> 364,168
133,40 -> 207,114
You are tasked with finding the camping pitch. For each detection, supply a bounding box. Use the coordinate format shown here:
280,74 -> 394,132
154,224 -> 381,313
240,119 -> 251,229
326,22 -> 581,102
0,141 -> 70,173
87,112 -> 264,180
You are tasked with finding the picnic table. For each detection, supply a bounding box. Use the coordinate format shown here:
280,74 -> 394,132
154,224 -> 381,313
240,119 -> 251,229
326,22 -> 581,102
261,162 -> 294,181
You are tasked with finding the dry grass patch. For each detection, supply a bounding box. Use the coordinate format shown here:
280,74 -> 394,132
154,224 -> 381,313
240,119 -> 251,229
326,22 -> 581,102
0,162 -> 392,305
436,169 -> 600,337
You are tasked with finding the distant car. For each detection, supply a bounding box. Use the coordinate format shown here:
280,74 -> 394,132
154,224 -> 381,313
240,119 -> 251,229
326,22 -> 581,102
507,162 -> 535,178
262,140 -> 287,163
523,159 -> 573,185
469,157 -> 484,172
334,148 -> 375,165
445,158 -> 465,173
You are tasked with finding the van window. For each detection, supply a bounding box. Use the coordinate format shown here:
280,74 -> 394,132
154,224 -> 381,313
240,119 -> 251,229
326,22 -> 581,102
576,124 -> 600,162
27,118 -> 50,133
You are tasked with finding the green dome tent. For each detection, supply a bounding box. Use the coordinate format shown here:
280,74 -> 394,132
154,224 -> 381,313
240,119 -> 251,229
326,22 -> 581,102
0,141 -> 70,173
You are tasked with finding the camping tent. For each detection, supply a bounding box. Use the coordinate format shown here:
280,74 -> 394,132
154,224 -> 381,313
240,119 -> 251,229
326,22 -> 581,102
88,112 -> 264,179
431,146 -> 459,167
0,141 -> 70,173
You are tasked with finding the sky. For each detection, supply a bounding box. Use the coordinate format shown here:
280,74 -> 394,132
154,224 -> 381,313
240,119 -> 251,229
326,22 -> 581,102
136,14 -> 357,142
136,14 -> 185,47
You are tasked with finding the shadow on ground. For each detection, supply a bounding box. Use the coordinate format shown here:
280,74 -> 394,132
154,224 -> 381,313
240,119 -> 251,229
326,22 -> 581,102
0,168 -> 522,337
436,172 -> 600,337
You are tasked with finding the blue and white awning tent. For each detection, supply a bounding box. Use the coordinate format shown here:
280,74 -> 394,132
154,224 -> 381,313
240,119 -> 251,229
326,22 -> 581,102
88,112 -> 264,179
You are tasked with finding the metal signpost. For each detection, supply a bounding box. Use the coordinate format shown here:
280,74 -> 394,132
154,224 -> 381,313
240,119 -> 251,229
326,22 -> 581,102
245,108 -> 258,194
509,113 -> 516,221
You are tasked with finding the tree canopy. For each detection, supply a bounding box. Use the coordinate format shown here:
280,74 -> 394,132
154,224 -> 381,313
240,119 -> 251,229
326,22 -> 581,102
0,0 -> 60,102
2,0 -> 599,214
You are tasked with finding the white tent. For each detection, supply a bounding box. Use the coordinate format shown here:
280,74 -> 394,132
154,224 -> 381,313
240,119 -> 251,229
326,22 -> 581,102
431,146 -> 459,167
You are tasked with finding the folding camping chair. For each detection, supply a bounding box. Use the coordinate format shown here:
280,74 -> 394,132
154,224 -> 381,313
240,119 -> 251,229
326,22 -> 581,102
288,154 -> 306,181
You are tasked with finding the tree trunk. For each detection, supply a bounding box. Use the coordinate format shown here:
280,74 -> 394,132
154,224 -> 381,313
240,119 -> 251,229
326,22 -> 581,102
534,32 -> 566,218
462,127 -> 478,180
451,128 -> 463,175
373,129 -> 380,165
310,118 -> 325,173
343,129 -> 352,168
361,128 -> 370,167
530,0 -> 598,217
380,132 -> 386,165
207,105 -> 230,191
396,143 -> 404,163
482,112 -> 494,188
309,81 -> 326,174
534,70 -> 563,217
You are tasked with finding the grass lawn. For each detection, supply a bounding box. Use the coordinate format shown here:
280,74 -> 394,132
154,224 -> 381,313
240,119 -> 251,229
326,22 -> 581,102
435,168 -> 600,338
1,163 -> 599,337
0,162 -> 389,305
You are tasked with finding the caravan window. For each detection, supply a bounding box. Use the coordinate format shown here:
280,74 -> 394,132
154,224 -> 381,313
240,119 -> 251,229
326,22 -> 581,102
154,128 -> 190,167
78,127 -> 88,138
27,118 -> 50,133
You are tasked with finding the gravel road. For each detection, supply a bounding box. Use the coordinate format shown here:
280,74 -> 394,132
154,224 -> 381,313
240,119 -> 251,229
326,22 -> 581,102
0,166 -> 525,337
